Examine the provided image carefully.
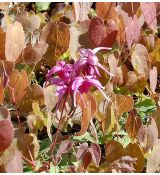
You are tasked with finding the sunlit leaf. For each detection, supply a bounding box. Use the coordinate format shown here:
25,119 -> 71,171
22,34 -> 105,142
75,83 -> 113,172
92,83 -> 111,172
141,2 -> 157,32
8,69 -> 29,103
5,21 -> 25,62
96,2 -> 116,20
40,21 -> 70,66
125,15 -> 141,49
125,109 -> 142,140
73,2 -> 92,22
147,139 -> 160,173
131,44 -> 150,77
137,117 -> 158,153
22,42 -> 48,64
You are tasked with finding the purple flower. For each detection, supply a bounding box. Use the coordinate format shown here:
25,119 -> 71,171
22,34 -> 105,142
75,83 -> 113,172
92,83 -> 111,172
71,76 -> 110,106
74,47 -> 113,77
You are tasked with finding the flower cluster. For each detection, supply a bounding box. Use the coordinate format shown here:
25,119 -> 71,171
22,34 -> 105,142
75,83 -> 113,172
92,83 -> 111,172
46,47 -> 113,107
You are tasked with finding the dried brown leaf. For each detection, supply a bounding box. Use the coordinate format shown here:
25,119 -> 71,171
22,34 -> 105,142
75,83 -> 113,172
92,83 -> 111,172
76,93 -> 96,136
125,109 -> 142,140
106,141 -> 145,172
22,42 -> 48,64
17,84 -> 44,113
40,21 -> 70,66
96,2 -> 116,20
0,27 -> 6,60
111,93 -> 134,118
125,143 -> 145,172
131,44 -> 150,77
17,131 -> 39,164
8,69 -> 29,103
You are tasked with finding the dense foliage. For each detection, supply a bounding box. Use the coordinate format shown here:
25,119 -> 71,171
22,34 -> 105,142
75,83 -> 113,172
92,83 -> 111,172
0,2 -> 160,173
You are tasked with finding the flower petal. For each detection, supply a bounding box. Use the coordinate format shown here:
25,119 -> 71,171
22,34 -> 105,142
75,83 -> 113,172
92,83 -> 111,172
97,63 -> 114,76
92,47 -> 112,54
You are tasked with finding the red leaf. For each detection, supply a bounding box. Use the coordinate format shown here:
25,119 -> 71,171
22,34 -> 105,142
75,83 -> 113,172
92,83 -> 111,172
76,143 -> 88,160
82,151 -> 92,169
141,2 -> 157,31
57,140 -> 73,157
0,119 -> 14,152
89,143 -> 101,167
89,17 -> 118,47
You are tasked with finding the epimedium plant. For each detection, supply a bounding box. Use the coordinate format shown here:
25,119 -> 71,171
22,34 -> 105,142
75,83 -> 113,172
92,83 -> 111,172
0,2 -> 160,173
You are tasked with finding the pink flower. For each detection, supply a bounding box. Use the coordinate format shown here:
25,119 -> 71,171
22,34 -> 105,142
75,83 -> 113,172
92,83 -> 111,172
46,48 -> 112,108
46,61 -> 73,85
71,76 -> 109,106
74,47 -> 113,77
46,61 -> 74,102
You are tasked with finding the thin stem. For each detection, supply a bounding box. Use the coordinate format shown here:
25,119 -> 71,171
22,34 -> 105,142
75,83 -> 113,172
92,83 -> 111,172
50,92 -> 68,156
9,85 -> 36,169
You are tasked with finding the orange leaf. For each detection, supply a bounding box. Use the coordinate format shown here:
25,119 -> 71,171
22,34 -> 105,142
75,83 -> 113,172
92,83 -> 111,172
8,69 -> 29,103
0,27 -> 6,60
125,109 -> 142,140
76,93 -> 96,136
40,21 -> 70,66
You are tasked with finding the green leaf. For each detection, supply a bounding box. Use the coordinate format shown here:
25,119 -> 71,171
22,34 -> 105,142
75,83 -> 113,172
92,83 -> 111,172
73,132 -> 96,143
35,2 -> 51,12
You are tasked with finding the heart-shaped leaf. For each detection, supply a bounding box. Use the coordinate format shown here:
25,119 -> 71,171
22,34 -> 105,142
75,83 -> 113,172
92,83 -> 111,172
5,21 -> 25,62
125,15 -> 141,49
89,17 -> 118,47
141,2 -> 157,32
125,109 -> 142,140
0,119 -> 14,152
40,21 -> 70,66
